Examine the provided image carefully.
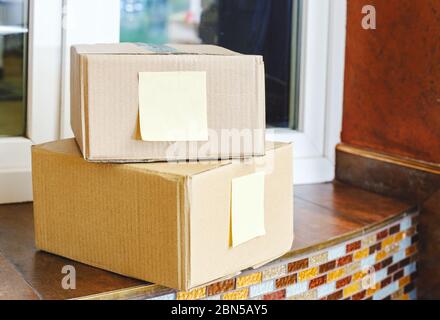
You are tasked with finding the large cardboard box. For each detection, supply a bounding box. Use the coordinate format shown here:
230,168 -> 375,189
32,139 -> 293,290
71,43 -> 266,162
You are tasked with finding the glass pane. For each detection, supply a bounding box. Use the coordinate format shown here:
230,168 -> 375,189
0,0 -> 28,137
120,0 -> 301,129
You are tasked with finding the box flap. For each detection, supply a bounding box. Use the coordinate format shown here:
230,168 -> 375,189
73,43 -> 242,56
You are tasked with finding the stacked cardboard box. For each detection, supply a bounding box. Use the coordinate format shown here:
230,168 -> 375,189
32,43 -> 294,291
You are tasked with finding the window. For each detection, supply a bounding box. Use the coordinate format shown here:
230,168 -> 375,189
120,0 -> 302,129
0,0 -> 28,137
0,0 -> 346,204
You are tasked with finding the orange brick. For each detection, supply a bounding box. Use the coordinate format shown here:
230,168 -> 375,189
399,276 -> 411,288
207,279 -> 235,296
406,244 -> 417,256
288,258 -> 309,273
275,274 -> 297,288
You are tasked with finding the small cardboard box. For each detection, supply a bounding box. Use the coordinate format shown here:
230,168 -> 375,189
71,43 -> 266,162
32,139 -> 293,290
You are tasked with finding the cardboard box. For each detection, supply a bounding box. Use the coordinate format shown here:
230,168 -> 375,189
71,43 -> 266,162
32,139 -> 293,290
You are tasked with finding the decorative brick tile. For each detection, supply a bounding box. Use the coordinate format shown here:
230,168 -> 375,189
374,282 -> 399,300
366,285 -> 379,297
381,257 -> 393,268
387,263 -> 399,275
236,272 -> 262,288
148,293 -> 176,300
207,279 -> 235,296
317,282 -> 336,299
288,258 -> 309,273
376,250 -> 388,262
298,267 -> 318,282
345,261 -> 361,274
285,281 -> 308,297
352,290 -> 366,300
400,217 -> 412,231
391,288 -> 404,300
406,244 -> 417,257
275,274 -> 297,289
404,283 -> 415,294
377,229 -> 389,241
353,248 -> 369,261
346,240 -> 361,253
337,254 -> 353,267
382,236 -> 394,248
328,245 -> 346,260
327,268 -> 346,282
387,243 -> 400,255
262,264 -> 287,281
380,276 -> 392,289
310,252 -> 328,267
319,260 -> 336,273
263,289 -> 285,300
177,287 -> 206,300
362,235 -> 376,247
394,232 -> 405,243
373,262 -> 382,272
343,282 -> 361,298
404,262 -> 417,276
393,270 -> 404,282
352,270 -> 367,282
222,288 -> 249,300
361,254 -> 376,268
309,275 -> 327,289
411,234 -> 419,245
336,275 -> 352,289
369,242 -> 382,255
389,224 -> 400,235
288,289 -> 317,300
249,281 -> 275,298
399,276 -> 411,288
405,226 -> 417,237
325,290 -> 343,300
399,257 -> 411,269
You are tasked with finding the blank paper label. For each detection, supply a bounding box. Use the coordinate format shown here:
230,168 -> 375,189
230,172 -> 266,247
138,71 -> 208,141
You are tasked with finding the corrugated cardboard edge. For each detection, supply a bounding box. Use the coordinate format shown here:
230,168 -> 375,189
256,56 -> 266,154
70,47 -> 90,159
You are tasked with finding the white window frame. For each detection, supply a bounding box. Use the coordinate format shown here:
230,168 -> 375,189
0,0 -> 346,203
268,0 -> 347,184
0,0 -> 120,204
0,0 -> 63,203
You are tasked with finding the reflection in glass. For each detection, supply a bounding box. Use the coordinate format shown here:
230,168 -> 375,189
120,0 -> 301,129
0,0 -> 28,137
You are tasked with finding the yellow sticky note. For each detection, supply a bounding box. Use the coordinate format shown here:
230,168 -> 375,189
230,172 -> 266,247
138,71 -> 208,141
